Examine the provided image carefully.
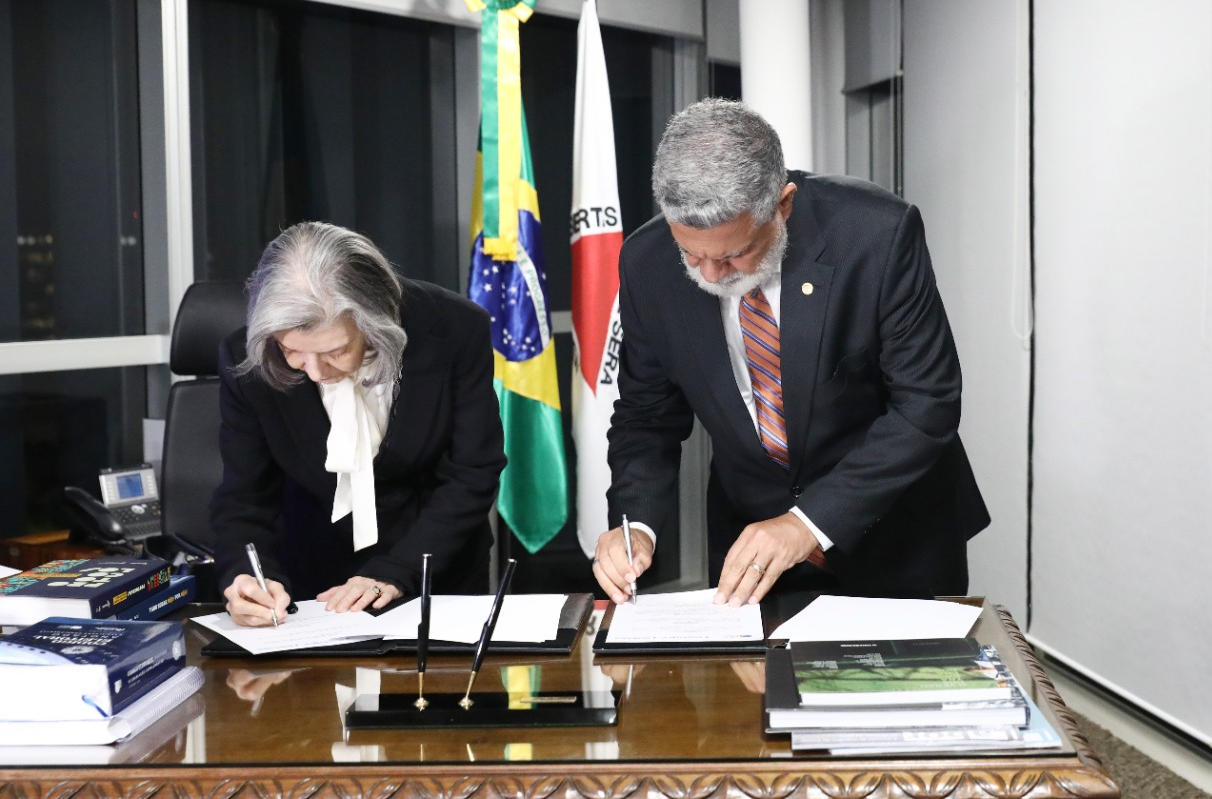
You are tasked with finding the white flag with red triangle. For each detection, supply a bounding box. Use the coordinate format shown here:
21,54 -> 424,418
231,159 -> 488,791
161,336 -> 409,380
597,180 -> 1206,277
571,0 -> 623,556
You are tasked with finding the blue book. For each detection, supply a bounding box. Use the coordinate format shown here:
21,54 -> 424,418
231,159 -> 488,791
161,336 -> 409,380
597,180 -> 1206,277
0,617 -> 186,721
0,558 -> 172,626
109,575 -> 196,622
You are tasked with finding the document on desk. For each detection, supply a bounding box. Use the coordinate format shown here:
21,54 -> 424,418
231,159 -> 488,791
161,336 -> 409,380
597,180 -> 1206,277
377,594 -> 566,643
192,600 -> 383,655
770,595 -> 982,642
605,588 -> 763,644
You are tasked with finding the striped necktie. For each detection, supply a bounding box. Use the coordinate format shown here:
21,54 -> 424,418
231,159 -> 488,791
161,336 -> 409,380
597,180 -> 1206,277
739,287 -> 790,469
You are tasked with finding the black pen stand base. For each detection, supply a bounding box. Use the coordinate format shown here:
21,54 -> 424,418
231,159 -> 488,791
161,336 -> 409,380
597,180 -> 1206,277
345,691 -> 619,729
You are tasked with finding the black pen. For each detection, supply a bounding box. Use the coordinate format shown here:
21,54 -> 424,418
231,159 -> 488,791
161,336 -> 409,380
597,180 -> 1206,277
458,558 -> 517,709
414,553 -> 432,710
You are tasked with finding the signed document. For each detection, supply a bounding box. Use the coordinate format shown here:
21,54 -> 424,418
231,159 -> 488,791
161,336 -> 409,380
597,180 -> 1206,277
377,593 -> 566,644
193,595 -> 570,653
605,588 -> 763,644
192,600 -> 383,655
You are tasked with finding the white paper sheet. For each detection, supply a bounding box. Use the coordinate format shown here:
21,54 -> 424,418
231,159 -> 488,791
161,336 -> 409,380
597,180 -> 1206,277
191,600 -> 382,655
195,594 -> 568,653
377,594 -> 566,643
0,565 -> 19,578
769,595 -> 981,641
605,588 -> 763,644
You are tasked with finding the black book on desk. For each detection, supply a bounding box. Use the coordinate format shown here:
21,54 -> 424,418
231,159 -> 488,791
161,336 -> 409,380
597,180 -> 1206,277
0,557 -> 173,626
200,593 -> 594,658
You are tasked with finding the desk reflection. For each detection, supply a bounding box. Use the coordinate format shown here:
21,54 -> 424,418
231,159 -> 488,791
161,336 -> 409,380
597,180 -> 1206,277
226,667 -> 298,715
3,599 -> 1115,799
0,693 -> 205,767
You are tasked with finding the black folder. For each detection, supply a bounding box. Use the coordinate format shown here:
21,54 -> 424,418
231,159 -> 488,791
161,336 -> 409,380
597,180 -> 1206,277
200,593 -> 593,658
591,591 -> 817,656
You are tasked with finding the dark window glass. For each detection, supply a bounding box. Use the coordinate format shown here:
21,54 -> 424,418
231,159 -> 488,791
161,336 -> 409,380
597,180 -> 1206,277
0,0 -> 144,343
0,368 -> 148,539
710,62 -> 741,101
190,0 -> 452,286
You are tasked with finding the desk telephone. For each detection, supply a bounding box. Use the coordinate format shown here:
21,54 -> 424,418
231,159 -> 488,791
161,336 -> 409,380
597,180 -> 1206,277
63,464 -> 163,548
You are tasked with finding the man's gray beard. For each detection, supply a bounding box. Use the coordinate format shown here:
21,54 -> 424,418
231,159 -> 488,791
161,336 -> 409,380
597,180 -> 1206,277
683,218 -> 788,299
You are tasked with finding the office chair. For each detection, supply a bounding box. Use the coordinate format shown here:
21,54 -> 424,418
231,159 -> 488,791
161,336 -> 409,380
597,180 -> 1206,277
159,281 -> 246,597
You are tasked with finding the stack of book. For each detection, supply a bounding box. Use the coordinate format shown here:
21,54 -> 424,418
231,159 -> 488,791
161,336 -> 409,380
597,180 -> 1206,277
0,557 -> 193,627
0,616 -> 203,748
765,637 -> 1062,755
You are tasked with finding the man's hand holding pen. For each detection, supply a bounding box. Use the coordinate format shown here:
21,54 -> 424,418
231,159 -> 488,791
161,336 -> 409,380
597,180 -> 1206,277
592,524 -> 654,605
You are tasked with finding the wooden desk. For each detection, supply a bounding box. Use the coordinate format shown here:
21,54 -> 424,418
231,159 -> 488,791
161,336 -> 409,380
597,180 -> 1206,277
2,530 -> 104,570
0,601 -> 1118,799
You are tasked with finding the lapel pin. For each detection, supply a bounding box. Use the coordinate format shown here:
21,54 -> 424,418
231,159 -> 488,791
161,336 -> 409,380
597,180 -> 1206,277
801,282 -> 814,296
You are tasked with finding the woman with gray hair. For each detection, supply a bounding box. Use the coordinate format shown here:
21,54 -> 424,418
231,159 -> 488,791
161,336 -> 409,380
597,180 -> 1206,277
212,221 -> 506,627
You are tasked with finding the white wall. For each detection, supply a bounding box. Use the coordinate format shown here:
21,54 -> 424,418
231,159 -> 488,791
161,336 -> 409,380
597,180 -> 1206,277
1031,0 -> 1212,743
902,0 -> 1031,622
903,0 -> 1212,743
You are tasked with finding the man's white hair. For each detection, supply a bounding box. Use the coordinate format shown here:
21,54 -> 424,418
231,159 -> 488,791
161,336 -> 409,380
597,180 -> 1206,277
652,98 -> 786,229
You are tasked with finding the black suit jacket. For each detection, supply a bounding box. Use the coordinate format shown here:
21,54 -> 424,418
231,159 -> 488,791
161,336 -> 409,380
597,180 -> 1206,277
211,279 -> 507,599
606,172 -> 989,596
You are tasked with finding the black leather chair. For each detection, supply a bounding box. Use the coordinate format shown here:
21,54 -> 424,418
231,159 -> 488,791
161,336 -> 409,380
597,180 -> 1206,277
159,281 -> 246,596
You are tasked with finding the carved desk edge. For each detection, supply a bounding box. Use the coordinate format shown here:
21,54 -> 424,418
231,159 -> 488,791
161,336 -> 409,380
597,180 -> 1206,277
0,605 -> 1120,799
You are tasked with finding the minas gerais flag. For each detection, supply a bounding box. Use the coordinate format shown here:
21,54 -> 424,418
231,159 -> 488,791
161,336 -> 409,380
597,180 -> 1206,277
570,0 -> 624,557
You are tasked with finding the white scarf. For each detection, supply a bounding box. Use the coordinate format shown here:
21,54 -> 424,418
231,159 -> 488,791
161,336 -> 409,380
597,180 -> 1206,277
320,367 -> 392,551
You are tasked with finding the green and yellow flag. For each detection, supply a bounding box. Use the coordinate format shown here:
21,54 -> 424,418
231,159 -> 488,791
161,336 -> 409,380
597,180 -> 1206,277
466,0 -> 568,553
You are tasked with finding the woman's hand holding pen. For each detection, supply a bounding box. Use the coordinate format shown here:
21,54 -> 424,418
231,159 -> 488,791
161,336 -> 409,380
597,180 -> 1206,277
317,575 -> 401,613
592,526 -> 654,604
224,573 -> 292,628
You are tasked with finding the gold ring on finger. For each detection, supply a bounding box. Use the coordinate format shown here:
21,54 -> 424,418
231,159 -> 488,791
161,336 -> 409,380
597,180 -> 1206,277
371,584 -> 383,597
750,562 -> 767,576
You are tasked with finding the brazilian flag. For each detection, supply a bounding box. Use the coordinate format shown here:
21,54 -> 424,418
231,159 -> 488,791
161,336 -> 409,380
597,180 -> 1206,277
467,0 -> 568,553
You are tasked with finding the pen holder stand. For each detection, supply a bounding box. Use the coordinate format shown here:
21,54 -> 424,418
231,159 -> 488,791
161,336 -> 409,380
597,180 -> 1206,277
345,691 -> 619,729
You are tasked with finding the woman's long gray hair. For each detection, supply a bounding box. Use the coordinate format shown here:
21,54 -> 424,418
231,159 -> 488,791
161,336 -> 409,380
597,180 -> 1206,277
233,221 -> 408,390
652,98 -> 786,229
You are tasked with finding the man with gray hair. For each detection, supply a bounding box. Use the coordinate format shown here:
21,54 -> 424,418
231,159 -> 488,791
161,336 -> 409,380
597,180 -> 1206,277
592,99 -> 988,606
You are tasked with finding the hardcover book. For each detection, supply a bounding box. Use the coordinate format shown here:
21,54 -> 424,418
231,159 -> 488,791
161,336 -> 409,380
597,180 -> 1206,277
791,637 -> 1013,706
0,617 -> 186,722
108,574 -> 196,622
790,670 -> 1062,755
0,558 -> 173,627
0,666 -> 204,752
765,644 -> 1028,730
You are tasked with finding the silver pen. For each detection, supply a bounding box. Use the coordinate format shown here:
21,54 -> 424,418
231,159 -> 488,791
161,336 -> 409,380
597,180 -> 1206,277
622,514 -> 638,604
245,542 -> 279,628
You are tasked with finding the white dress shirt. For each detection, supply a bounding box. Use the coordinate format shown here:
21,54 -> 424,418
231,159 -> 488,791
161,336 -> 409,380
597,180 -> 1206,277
630,275 -> 833,554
